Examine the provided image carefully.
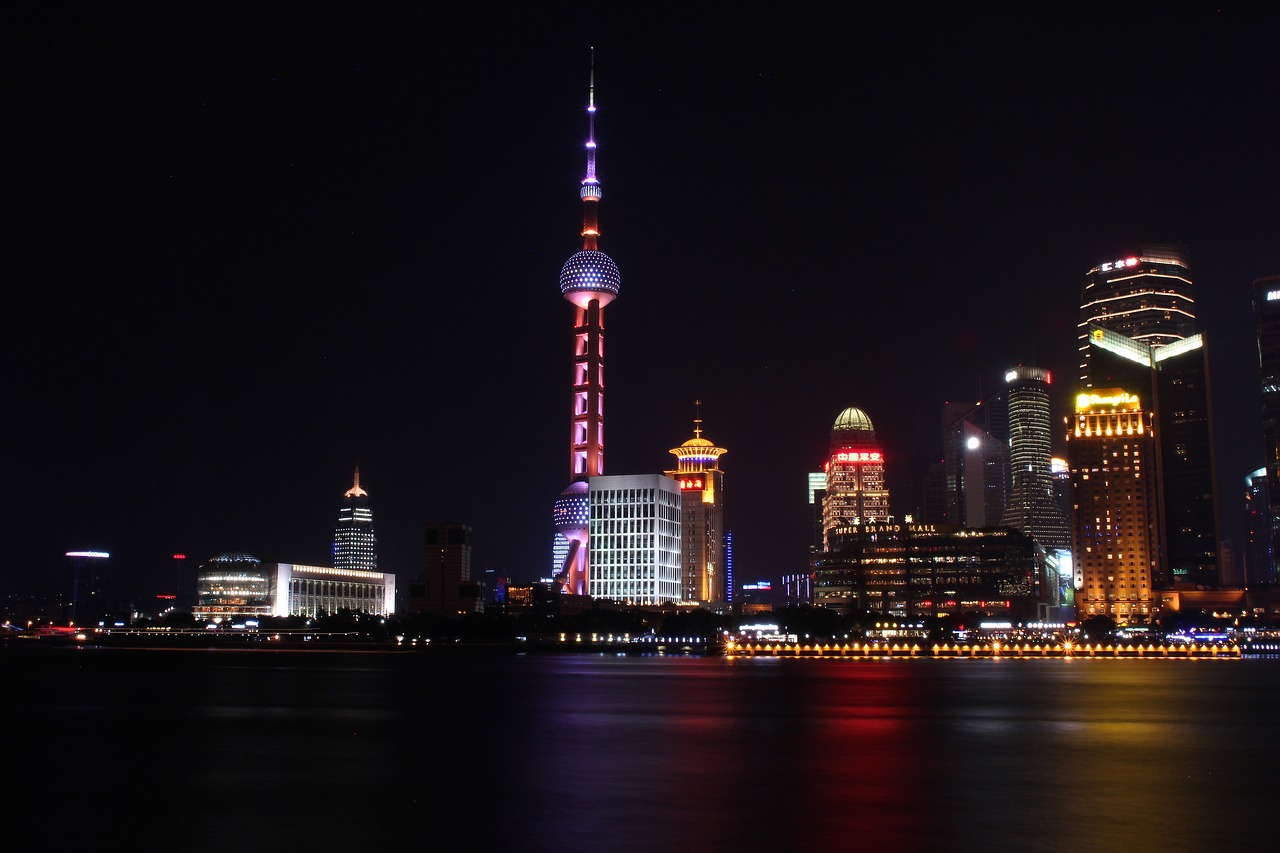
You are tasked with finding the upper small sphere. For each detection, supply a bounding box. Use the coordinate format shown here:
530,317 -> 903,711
560,250 -> 620,307
832,407 -> 874,433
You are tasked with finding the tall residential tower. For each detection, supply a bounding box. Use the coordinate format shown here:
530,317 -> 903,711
552,55 -> 621,596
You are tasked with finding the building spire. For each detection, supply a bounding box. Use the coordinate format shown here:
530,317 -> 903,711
694,399 -> 703,439
580,46 -> 600,252
345,465 -> 367,498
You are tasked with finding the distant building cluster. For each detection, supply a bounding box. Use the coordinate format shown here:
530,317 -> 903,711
30,79 -> 1280,635
796,245 -> 1280,627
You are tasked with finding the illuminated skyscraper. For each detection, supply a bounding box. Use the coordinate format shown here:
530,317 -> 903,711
1066,389 -> 1159,624
587,475 -> 681,606
665,407 -> 728,603
1001,366 -> 1072,550
1252,273 -> 1280,584
552,53 -> 621,597
1087,324 -> 1220,588
822,407 -> 890,548
1078,244 -> 1195,387
332,466 -> 376,573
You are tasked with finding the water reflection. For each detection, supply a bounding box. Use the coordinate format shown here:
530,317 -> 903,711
5,650 -> 1277,852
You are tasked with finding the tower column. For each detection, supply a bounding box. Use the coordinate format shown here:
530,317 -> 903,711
553,54 -> 621,596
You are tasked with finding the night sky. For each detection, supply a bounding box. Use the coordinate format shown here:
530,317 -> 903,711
10,4 -> 1279,603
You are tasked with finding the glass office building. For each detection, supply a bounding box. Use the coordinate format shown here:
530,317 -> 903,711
587,474 -> 682,605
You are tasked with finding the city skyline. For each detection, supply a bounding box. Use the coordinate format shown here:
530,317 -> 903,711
10,5 -> 1279,602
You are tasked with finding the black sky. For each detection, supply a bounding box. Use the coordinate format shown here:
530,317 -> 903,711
10,3 -> 1279,602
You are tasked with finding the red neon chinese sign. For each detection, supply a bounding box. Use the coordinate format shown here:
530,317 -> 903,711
833,451 -> 882,463
679,478 -> 704,491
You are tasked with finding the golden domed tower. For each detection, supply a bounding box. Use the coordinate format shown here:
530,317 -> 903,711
823,406 -> 890,548
665,403 -> 728,603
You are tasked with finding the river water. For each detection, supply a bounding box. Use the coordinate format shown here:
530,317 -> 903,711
6,647 -> 1277,852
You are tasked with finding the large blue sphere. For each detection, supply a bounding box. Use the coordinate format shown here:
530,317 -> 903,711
560,250 -> 621,300
553,480 -> 590,537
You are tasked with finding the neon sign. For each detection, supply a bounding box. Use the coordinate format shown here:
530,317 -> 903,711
1076,391 -> 1140,410
1099,257 -> 1139,272
1268,290 -> 1280,302
833,451 -> 882,463
679,478 -> 704,491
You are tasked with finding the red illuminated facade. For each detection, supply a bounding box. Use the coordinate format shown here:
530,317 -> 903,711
822,407 -> 890,549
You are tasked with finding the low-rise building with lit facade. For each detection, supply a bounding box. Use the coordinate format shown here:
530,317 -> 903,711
811,523 -> 1049,620
194,552 -> 273,624
266,563 -> 395,618
194,553 -> 395,623
782,571 -> 814,607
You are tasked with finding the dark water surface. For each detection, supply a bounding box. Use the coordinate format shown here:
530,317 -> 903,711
5,647 -> 1277,852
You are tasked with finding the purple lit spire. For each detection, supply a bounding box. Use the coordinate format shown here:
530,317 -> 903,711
583,48 -> 598,194
559,46 -> 618,305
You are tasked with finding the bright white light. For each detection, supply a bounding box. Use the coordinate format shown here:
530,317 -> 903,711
966,436 -> 980,450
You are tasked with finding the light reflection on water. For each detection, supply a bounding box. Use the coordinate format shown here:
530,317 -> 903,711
6,650 -> 1278,852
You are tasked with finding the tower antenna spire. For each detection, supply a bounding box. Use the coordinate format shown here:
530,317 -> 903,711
554,48 -> 622,597
694,399 -> 703,438
580,46 -> 600,251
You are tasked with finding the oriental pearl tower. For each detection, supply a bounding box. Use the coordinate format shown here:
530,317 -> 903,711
552,52 -> 620,596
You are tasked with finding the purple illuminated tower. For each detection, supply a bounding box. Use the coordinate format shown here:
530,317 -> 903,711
552,54 -> 620,596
